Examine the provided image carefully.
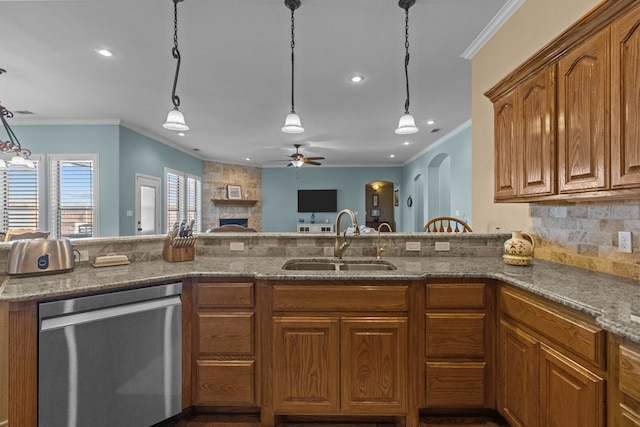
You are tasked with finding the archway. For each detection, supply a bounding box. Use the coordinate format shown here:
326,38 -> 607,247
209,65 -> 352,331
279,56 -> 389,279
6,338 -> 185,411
427,153 -> 451,220
365,181 -> 395,231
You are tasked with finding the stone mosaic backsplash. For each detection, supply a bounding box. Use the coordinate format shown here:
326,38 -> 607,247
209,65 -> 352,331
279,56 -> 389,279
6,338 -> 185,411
530,201 -> 640,280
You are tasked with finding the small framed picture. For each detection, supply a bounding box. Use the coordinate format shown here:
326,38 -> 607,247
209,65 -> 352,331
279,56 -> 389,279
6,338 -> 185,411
372,194 -> 379,207
394,190 -> 399,206
227,185 -> 242,200
371,209 -> 381,217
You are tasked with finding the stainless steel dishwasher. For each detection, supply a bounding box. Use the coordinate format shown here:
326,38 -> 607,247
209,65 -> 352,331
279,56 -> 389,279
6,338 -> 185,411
38,283 -> 182,427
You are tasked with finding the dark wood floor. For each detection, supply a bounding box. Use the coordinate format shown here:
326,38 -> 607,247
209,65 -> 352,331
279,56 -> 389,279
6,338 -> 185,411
173,414 -> 509,427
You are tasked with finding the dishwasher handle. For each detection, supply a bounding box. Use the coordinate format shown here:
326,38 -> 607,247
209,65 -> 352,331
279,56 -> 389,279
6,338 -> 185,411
40,295 -> 181,332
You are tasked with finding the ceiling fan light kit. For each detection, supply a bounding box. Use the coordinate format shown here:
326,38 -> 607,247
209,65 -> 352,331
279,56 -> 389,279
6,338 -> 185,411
0,69 -> 35,170
395,0 -> 419,135
282,0 -> 304,134
163,0 -> 189,132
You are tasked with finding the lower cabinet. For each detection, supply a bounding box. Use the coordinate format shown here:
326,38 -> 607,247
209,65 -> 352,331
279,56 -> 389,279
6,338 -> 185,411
608,336 -> 640,427
424,280 -> 494,409
497,283 -> 606,427
269,283 -> 410,417
194,280 -> 258,407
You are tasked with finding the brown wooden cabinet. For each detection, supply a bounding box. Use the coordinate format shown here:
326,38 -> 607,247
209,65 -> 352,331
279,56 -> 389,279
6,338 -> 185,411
493,65 -> 556,201
194,280 -> 258,407
424,281 -> 494,409
608,336 -> 640,427
269,283 -> 409,418
558,27 -> 610,193
486,0 -> 640,202
497,283 -> 606,427
611,4 -> 640,188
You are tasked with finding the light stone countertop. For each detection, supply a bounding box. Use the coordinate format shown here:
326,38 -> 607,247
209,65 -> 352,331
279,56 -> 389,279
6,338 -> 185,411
1,254 -> 639,344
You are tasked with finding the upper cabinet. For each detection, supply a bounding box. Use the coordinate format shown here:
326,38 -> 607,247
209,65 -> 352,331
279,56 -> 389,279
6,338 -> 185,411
611,5 -> 640,188
486,0 -> 640,202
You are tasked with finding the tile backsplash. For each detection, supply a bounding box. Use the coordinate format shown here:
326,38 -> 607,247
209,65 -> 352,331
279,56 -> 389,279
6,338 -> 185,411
530,201 -> 640,280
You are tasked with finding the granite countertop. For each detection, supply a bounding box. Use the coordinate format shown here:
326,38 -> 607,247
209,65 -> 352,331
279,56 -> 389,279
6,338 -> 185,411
1,254 -> 639,344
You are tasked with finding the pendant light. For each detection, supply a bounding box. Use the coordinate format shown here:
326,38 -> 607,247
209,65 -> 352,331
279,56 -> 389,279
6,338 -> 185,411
163,0 -> 189,131
395,0 -> 419,135
0,69 -> 34,169
282,0 -> 304,134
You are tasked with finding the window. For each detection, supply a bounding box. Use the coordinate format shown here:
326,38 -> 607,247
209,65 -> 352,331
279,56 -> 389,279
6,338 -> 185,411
0,155 -> 45,231
49,155 -> 98,238
165,168 -> 201,233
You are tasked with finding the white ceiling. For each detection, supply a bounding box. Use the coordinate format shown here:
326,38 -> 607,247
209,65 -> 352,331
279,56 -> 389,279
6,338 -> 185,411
1,0 -> 509,167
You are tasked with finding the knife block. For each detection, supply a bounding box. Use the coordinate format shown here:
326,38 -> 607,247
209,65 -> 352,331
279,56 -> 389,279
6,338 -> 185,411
163,236 -> 197,262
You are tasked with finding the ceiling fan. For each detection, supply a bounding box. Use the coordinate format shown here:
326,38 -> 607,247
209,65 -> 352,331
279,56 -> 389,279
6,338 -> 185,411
269,144 -> 325,167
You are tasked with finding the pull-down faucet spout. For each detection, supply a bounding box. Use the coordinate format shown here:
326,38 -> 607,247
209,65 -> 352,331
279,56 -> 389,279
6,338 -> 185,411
334,209 -> 359,259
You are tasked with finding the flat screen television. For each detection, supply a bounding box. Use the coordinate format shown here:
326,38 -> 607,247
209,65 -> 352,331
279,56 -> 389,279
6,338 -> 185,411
298,189 -> 337,213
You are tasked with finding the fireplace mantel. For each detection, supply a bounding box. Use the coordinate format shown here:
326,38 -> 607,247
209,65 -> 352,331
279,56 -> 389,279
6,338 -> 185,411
211,199 -> 258,207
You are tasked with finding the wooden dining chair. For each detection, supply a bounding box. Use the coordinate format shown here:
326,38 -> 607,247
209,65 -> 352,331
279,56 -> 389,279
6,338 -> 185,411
424,217 -> 472,233
4,228 -> 51,241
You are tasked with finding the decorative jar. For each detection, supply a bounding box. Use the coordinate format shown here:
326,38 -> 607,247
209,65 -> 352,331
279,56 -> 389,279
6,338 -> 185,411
503,231 -> 535,266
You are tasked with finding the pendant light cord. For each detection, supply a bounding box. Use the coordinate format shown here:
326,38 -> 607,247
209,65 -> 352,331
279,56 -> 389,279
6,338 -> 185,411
403,7 -> 411,114
170,0 -> 182,109
289,7 -> 296,114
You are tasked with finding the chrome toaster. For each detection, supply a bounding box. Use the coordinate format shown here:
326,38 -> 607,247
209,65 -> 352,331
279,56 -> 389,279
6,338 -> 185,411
7,239 -> 75,276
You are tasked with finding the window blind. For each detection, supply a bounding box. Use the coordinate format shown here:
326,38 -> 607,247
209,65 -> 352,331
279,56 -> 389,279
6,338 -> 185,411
165,169 -> 201,233
0,161 -> 40,231
50,159 -> 95,238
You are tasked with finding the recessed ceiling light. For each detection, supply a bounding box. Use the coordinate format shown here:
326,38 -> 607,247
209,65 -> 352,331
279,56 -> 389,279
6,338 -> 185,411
245,157 -> 251,161
349,74 -> 364,83
94,48 -> 115,57
389,154 -> 395,158
426,119 -> 436,125
178,132 -> 185,136
403,141 -> 410,146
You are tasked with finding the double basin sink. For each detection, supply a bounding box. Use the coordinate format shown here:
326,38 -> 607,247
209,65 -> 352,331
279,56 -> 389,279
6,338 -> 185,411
282,258 -> 396,271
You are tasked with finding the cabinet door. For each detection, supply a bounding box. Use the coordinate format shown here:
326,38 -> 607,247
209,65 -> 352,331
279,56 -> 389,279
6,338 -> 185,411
341,317 -> 407,414
539,345 -> 605,427
272,317 -> 340,413
558,29 -> 610,193
498,319 -> 539,427
494,91 -> 518,200
517,65 -> 556,197
611,4 -> 640,188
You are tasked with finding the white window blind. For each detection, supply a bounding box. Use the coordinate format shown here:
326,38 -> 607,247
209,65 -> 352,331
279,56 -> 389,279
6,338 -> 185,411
0,157 -> 42,231
165,168 -> 201,233
50,156 -> 97,238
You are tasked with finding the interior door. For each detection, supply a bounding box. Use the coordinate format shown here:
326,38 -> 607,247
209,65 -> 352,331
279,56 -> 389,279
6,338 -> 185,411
135,174 -> 161,236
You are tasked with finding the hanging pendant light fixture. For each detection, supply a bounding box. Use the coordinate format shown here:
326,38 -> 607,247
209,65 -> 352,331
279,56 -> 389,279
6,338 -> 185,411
163,0 -> 189,131
0,69 -> 34,169
282,0 -> 304,134
395,0 -> 419,135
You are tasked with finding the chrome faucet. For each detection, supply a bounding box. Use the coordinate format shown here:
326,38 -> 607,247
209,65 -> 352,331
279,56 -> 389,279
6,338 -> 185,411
334,209 -> 360,259
376,222 -> 393,259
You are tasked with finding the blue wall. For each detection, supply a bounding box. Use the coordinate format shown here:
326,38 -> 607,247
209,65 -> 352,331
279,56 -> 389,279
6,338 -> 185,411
262,167 -> 403,232
119,126 -> 202,235
401,121 -> 472,231
13,124 -> 202,236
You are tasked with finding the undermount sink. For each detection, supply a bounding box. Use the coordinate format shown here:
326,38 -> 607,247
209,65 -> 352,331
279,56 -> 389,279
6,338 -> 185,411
282,259 -> 397,271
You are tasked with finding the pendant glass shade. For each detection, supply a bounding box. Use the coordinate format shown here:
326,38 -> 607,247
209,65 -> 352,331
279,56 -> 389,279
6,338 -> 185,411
395,113 -> 418,135
291,159 -> 304,168
0,160 -> 7,170
163,108 -> 189,131
282,112 -> 304,134
9,154 -> 35,169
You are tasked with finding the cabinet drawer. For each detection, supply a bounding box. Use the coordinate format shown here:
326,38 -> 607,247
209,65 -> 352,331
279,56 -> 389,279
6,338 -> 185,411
198,313 -> 254,355
272,285 -> 408,312
427,283 -> 485,308
425,361 -> 486,407
621,344 -> 640,402
499,286 -> 605,367
198,282 -> 254,308
196,360 -> 255,405
426,313 -> 485,358
621,404 -> 640,427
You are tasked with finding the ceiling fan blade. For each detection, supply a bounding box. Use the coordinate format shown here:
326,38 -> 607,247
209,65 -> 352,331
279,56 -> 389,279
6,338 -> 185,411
304,160 -> 322,166
303,156 -> 325,160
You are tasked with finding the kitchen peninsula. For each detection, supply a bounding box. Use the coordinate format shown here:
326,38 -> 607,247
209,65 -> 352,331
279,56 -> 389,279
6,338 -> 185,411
1,233 -> 639,427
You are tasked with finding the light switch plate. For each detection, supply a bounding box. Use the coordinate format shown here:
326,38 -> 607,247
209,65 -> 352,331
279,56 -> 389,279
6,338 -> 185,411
230,242 -> 245,251
435,241 -> 450,251
406,242 -> 421,252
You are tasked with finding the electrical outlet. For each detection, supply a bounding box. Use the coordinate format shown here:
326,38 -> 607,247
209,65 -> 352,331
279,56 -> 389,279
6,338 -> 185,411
406,242 -> 421,252
435,241 -> 450,251
74,250 -> 89,262
230,242 -> 245,251
619,231 -> 632,253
